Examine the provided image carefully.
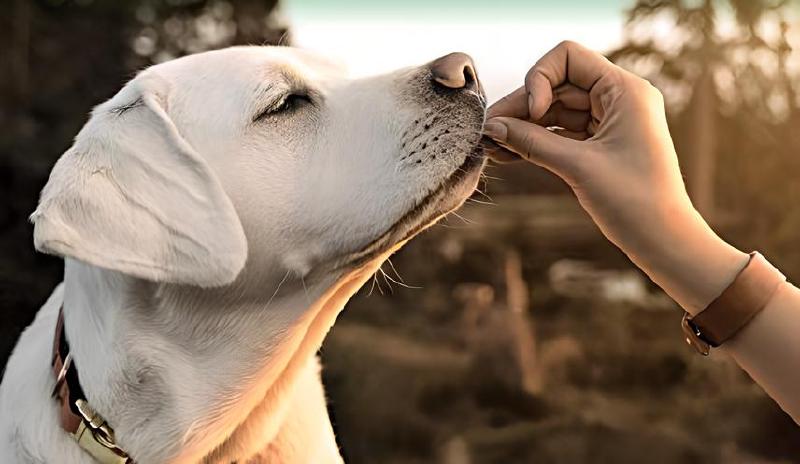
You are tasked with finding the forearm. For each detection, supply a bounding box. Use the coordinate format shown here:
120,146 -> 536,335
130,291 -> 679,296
723,282 -> 800,423
483,38 -> 800,424
624,208 -> 800,423
621,204 -> 749,316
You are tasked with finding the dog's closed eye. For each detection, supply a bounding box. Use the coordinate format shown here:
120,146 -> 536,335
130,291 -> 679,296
254,92 -> 313,122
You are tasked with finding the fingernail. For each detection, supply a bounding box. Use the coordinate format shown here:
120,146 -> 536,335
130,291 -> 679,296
483,120 -> 507,142
528,94 -> 536,117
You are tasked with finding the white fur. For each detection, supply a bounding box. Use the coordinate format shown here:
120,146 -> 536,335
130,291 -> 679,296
0,46 -> 485,463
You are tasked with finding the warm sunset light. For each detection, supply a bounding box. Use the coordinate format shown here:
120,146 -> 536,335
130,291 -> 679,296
289,1 -> 627,101
2,2 -> 800,463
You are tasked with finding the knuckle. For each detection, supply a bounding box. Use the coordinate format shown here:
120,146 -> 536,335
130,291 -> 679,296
524,67 -> 537,85
558,39 -> 579,50
651,84 -> 665,102
622,73 -> 665,105
520,130 -> 538,155
525,64 -> 545,82
643,80 -> 665,103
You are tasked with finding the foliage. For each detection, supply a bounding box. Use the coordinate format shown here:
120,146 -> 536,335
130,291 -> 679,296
1,2 -> 798,462
0,0 -> 285,371
610,0 -> 800,277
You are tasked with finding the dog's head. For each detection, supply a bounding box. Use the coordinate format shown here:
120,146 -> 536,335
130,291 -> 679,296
32,46 -> 486,287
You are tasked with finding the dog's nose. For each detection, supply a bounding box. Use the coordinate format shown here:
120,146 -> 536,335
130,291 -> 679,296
430,52 -> 479,91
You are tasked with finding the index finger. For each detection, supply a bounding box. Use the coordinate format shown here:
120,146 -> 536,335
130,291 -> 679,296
525,41 -> 615,120
487,86 -> 527,119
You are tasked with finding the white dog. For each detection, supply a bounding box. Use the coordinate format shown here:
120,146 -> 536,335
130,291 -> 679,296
0,46 -> 486,463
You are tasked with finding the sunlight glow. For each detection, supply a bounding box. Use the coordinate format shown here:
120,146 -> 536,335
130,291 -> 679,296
289,17 -> 625,103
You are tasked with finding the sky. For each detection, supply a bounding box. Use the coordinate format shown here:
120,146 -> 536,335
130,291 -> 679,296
286,1 -> 632,103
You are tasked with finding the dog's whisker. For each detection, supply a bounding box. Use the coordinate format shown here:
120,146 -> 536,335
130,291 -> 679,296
265,269 -> 292,310
466,197 -> 496,206
380,262 -> 420,290
367,273 -> 378,297
435,221 -> 470,230
450,210 -> 478,225
473,187 -> 494,202
436,215 -> 472,229
300,275 -> 311,305
385,258 -> 409,286
378,267 -> 395,294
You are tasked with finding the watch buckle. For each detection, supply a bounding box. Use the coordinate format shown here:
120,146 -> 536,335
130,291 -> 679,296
681,313 -> 711,356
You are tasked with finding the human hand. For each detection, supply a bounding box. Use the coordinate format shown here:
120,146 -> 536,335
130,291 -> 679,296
484,41 -> 747,314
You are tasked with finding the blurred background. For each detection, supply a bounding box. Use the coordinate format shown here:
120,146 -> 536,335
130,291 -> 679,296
2,0 -> 800,462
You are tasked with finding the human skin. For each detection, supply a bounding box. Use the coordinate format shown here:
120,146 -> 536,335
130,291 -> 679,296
483,40 -> 800,423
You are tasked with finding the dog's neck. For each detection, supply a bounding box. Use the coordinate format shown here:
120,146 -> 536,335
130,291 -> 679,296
60,254 -> 383,463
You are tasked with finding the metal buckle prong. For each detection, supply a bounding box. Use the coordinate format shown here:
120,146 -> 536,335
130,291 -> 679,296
681,313 -> 711,356
51,353 -> 72,397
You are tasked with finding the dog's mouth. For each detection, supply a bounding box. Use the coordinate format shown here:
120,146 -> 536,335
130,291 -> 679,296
339,144 -> 485,271
324,68 -> 488,275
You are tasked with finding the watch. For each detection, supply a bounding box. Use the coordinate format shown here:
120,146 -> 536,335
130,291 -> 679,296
681,252 -> 786,355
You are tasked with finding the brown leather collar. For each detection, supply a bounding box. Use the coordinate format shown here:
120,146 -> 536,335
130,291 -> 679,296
52,306 -> 133,464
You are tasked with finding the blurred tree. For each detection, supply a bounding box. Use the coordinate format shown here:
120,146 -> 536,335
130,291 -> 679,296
610,4 -> 800,459
0,0 -> 287,371
609,0 -> 800,277
130,0 -> 289,63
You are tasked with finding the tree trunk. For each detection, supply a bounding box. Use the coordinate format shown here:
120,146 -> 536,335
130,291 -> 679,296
504,249 -> 542,395
11,0 -> 31,102
687,66 -> 718,220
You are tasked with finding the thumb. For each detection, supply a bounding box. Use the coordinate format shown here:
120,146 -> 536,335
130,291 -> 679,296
484,117 -> 580,176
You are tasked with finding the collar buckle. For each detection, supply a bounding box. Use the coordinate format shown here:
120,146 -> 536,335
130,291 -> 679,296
74,399 -> 132,464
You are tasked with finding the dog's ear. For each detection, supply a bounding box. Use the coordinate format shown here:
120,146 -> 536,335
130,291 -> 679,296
31,76 -> 247,287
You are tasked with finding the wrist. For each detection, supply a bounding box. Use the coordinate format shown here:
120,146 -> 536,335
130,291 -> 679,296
626,203 -> 749,315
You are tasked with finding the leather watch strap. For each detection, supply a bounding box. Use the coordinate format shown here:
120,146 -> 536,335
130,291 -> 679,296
682,252 -> 786,355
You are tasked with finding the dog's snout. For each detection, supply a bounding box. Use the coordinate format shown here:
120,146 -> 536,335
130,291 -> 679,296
430,52 -> 478,91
